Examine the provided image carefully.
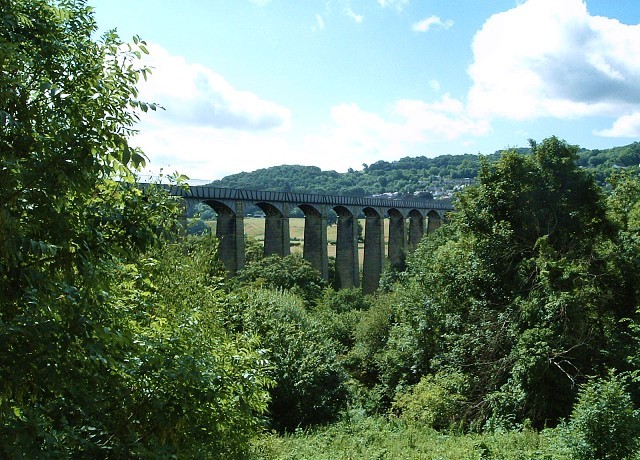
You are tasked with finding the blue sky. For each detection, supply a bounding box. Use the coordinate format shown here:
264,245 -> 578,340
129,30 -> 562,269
90,0 -> 640,181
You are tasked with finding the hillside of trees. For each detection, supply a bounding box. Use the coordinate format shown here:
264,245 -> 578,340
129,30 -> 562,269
210,144 -> 640,199
4,2 -> 640,458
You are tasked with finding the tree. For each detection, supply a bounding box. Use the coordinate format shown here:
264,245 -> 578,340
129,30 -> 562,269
405,137 -> 638,428
565,372 -> 640,459
0,2 -> 270,456
225,288 -> 348,432
235,254 -> 328,304
1,0 -> 167,452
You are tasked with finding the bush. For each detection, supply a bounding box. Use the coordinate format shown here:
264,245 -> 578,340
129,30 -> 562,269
230,289 -> 349,432
393,371 -> 468,431
187,217 -> 210,235
236,254 -> 327,304
109,237 -> 272,457
318,288 -> 370,313
564,372 -> 640,459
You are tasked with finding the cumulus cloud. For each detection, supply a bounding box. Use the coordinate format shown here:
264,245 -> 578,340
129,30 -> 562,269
393,95 -> 490,140
347,8 -> 363,23
133,91 -> 489,181
595,112 -> 640,137
467,0 -> 640,135
138,44 -> 291,131
135,121 -> 294,180
301,95 -> 490,172
412,15 -> 454,32
378,0 -> 409,12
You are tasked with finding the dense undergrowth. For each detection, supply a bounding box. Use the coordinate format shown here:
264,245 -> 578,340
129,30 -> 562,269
3,1 -> 640,457
251,415 -> 572,459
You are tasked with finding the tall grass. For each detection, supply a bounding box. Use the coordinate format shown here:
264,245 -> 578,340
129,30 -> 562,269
251,415 -> 572,459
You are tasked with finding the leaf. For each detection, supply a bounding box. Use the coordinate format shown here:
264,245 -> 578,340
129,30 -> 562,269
12,407 -> 27,421
122,148 -> 130,165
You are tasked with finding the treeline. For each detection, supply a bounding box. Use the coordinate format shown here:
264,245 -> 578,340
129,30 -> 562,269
210,143 -> 640,197
577,141 -> 640,183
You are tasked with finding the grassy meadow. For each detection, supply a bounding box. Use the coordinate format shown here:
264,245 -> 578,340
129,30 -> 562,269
207,217 -> 393,262
250,416 -> 572,459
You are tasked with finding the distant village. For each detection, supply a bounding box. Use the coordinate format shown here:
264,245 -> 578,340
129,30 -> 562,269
372,176 -> 474,201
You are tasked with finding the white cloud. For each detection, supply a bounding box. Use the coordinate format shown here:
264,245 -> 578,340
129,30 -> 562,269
595,112 -> 640,137
126,44 -> 295,180
392,95 -> 490,141
135,120 -> 294,180
128,47 -> 490,181
412,15 -> 454,33
313,14 -> 325,31
347,8 -> 363,24
467,0 -> 640,132
134,92 -> 489,181
429,79 -> 441,92
301,96 -> 490,172
138,44 -> 291,131
378,0 -> 409,12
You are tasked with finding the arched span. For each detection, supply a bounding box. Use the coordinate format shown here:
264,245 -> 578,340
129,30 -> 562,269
203,199 -> 233,217
387,208 -> 406,271
203,200 -> 244,275
256,202 -> 290,258
167,185 -> 456,291
408,209 -> 425,250
333,205 -> 359,289
298,203 -> 328,280
362,207 -> 384,294
427,209 -> 442,234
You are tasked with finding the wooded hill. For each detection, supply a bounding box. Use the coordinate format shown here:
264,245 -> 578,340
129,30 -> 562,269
210,142 -> 640,199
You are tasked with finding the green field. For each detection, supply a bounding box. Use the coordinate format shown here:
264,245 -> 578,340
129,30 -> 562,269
207,217 -> 392,261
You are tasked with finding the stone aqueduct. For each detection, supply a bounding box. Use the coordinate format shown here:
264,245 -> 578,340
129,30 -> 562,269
166,185 -> 454,293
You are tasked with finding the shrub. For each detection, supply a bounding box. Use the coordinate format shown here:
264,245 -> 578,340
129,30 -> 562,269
318,288 -> 370,313
233,289 -> 349,432
187,217 -> 210,235
564,371 -> 640,459
236,254 -> 327,304
393,371 -> 468,431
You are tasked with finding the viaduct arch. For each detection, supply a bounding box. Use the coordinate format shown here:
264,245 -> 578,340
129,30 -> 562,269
163,185 -> 453,293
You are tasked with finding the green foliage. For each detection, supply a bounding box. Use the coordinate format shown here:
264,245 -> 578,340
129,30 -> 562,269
347,299 -> 394,389
577,142 -> 640,184
394,137 -> 640,428
226,289 -> 349,432
343,284 -> 444,414
244,234 -> 266,264
109,237 -> 271,457
318,287 -> 370,313
393,371 -> 469,431
607,170 -> 640,232
236,254 -> 327,304
563,372 -> 640,459
0,2 -> 271,456
186,217 -> 210,235
209,157 -> 487,197
313,288 -> 370,354
252,414 -> 572,460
